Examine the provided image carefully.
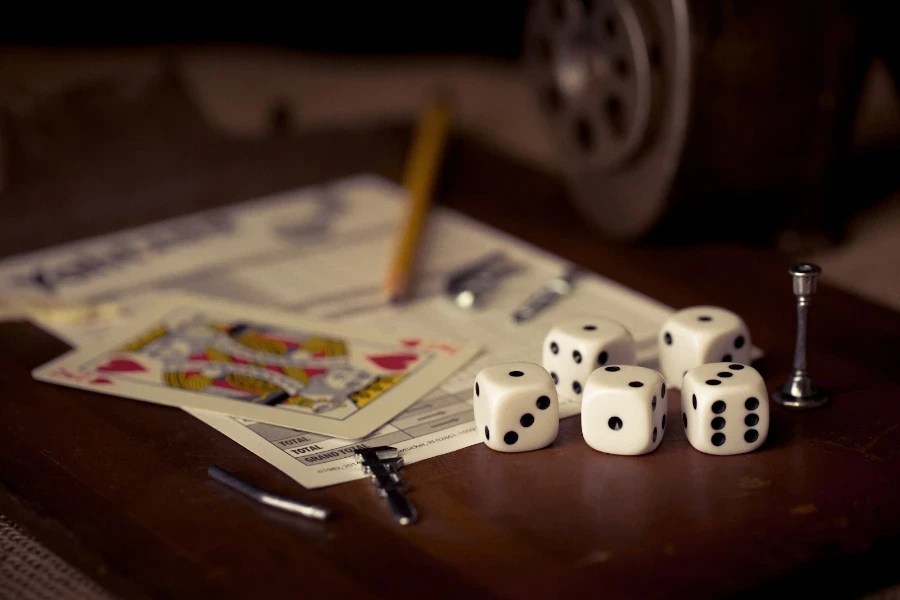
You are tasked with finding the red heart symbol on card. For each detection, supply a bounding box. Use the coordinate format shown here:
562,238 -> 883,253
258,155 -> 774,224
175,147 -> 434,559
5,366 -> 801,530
366,353 -> 418,371
96,357 -> 147,373
54,368 -> 81,381
90,377 -> 114,385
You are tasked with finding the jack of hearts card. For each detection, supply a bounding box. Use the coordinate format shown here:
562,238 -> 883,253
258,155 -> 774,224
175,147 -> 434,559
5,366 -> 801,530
32,291 -> 480,438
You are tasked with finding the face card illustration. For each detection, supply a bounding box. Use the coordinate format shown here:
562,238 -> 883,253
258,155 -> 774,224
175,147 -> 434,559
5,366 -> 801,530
33,291 -> 480,439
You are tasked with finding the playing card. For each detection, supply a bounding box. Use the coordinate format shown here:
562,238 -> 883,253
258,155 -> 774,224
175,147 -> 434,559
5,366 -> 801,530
33,291 -> 480,438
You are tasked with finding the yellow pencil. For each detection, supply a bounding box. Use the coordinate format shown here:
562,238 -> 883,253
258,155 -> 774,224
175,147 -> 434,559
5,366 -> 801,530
384,97 -> 452,303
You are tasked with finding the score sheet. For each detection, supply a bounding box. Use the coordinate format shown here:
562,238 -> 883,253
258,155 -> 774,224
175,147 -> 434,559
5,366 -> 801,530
0,174 -> 679,487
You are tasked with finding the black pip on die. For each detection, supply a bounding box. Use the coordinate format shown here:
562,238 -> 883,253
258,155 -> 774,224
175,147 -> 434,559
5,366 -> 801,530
681,362 -> 769,455
542,318 -> 637,401
659,306 -> 752,386
473,362 -> 559,453
581,365 -> 668,455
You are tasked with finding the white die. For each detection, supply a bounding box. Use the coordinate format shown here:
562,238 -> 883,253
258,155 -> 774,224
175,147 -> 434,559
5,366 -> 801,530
542,318 -> 636,401
581,365 -> 667,455
681,362 -> 769,455
658,306 -> 751,386
473,362 -> 559,453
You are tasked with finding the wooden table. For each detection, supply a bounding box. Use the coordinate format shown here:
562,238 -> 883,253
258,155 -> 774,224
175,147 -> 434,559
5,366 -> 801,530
2,78 -> 900,599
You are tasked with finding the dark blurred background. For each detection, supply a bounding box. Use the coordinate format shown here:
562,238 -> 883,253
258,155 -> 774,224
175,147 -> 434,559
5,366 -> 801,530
1,0 -> 899,303
0,6 -> 532,56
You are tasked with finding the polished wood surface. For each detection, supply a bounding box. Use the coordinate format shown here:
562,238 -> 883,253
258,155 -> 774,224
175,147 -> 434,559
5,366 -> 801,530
2,74 -> 900,599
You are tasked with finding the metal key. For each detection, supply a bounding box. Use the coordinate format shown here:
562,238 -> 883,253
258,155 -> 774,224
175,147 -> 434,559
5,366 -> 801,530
444,251 -> 524,309
354,446 -> 418,525
509,264 -> 581,325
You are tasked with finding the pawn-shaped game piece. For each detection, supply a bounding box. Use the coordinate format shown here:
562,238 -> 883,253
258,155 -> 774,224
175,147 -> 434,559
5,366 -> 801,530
542,318 -> 636,401
681,362 -> 769,455
658,306 -> 751,386
473,362 -> 559,453
581,365 -> 667,455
